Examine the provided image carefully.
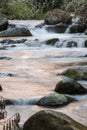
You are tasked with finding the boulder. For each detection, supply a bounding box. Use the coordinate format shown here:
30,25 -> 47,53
0,27 -> 32,37
45,38 -> 59,45
0,85 -> 2,91
55,79 -> 87,95
69,24 -> 86,33
45,23 -> 68,33
0,13 -> 8,31
61,67 -> 87,80
37,93 -> 67,107
61,68 -> 80,80
23,110 -> 87,130
45,9 -> 72,25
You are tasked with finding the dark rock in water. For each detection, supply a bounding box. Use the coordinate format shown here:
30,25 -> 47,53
85,29 -> 87,35
4,99 -> 14,105
0,85 -> 2,91
0,56 -> 11,60
45,9 -> 72,25
45,23 -> 68,33
35,22 -> 45,28
37,93 -> 75,107
61,68 -> 80,80
67,41 -> 77,47
0,39 -> 27,44
84,40 -> 87,47
69,23 -> 86,33
61,67 -> 87,80
0,27 -> 32,37
55,79 -> 87,95
46,38 -> 59,45
37,93 -> 67,107
0,13 -> 8,31
23,110 -> 87,130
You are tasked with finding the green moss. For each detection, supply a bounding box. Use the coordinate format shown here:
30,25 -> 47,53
62,68 -> 81,80
55,80 -> 87,95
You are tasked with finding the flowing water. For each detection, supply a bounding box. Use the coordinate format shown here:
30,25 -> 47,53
0,20 -> 87,128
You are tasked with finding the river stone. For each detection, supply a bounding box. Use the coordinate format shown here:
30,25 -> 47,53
0,27 -> 32,37
45,23 -> 68,33
55,79 -> 87,95
84,40 -> 87,47
0,13 -> 8,31
67,41 -> 77,47
69,23 -> 86,33
23,110 -> 87,130
37,93 -> 68,107
0,85 -> 2,91
45,38 -> 59,45
45,9 -> 72,25
61,66 -> 87,80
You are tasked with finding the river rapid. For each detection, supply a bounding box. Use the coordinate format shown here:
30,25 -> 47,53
0,20 -> 87,128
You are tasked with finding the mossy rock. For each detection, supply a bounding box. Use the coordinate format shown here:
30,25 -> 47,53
55,80 -> 87,95
61,68 -> 81,80
23,110 -> 87,130
37,93 -> 68,107
46,38 -> 59,45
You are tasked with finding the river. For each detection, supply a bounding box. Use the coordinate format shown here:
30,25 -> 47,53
0,20 -> 87,128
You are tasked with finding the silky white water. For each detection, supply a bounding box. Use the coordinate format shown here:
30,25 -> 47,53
0,20 -> 87,127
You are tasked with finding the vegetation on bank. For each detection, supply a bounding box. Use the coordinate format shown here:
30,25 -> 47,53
0,0 -> 87,19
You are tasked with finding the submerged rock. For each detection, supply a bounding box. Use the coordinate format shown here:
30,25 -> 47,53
45,9 -> 72,25
55,79 -> 87,95
67,41 -> 77,47
45,38 -> 59,45
0,27 -> 32,37
23,110 -> 87,130
0,13 -> 8,31
61,67 -> 87,80
37,93 -> 67,107
0,56 -> 11,60
45,23 -> 68,33
0,85 -> 2,91
69,23 -> 86,33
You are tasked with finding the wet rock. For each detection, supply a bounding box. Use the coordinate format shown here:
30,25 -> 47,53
0,56 -> 11,60
61,66 -> 87,80
67,41 -> 77,47
37,93 -> 68,107
0,39 -> 27,44
35,22 -> 45,28
23,110 -> 87,130
45,9 -> 72,25
55,79 -> 87,95
0,27 -> 32,37
70,23 -> 86,33
0,13 -> 8,31
0,85 -> 2,91
61,68 -> 80,80
85,29 -> 87,35
46,38 -> 59,45
84,40 -> 87,47
45,23 -> 68,33
5,99 -> 14,105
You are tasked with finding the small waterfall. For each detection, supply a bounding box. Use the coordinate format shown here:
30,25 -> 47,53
11,98 -> 40,105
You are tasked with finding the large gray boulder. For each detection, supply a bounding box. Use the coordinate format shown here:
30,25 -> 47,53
45,9 -> 72,25
0,27 -> 32,37
0,13 -> 8,31
23,110 -> 87,130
